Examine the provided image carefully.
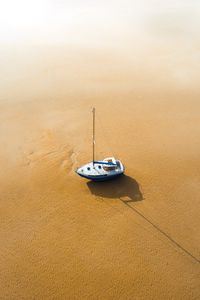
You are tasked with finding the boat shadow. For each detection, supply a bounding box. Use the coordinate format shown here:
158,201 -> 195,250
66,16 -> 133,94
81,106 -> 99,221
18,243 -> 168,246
87,174 -> 143,202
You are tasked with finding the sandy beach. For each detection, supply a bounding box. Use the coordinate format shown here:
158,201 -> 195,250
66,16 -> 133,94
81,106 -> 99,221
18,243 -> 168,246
0,1 -> 200,299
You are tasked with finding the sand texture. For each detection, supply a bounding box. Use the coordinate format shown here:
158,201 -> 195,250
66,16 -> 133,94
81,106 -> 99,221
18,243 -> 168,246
0,1 -> 200,297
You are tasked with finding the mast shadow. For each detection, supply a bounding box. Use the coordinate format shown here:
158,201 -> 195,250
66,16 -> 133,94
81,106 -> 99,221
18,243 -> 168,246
87,175 -> 200,263
87,174 -> 143,202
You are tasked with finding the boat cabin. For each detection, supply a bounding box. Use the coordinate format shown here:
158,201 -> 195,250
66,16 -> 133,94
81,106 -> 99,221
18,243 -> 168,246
102,157 -> 117,171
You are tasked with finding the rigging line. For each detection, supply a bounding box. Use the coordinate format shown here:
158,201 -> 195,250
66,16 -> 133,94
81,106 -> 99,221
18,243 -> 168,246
98,196 -> 166,241
118,198 -> 200,264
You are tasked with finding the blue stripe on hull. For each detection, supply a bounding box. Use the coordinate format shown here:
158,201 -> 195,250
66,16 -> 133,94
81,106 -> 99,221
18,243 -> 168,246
93,161 -> 116,166
77,172 -> 124,181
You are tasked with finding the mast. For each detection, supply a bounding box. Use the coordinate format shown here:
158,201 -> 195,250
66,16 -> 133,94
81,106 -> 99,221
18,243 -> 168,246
92,107 -> 95,165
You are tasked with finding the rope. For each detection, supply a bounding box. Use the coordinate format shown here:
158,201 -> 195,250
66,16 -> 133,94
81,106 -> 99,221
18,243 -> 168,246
118,198 -> 200,264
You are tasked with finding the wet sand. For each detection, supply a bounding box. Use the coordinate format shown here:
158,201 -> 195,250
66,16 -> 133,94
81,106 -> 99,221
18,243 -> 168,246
0,6 -> 200,296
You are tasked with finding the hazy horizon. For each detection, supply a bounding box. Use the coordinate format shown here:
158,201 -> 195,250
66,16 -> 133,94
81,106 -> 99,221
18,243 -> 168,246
0,1 -> 200,46
1,1 -> 200,103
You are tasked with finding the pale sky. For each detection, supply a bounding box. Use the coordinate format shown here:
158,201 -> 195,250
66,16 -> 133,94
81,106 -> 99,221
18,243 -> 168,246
0,0 -> 199,46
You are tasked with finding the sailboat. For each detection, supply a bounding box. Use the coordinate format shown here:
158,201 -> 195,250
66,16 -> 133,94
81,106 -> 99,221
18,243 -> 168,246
76,108 -> 125,181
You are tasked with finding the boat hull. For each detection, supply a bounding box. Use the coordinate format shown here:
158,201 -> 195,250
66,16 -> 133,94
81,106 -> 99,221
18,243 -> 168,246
76,171 -> 124,181
76,158 -> 125,181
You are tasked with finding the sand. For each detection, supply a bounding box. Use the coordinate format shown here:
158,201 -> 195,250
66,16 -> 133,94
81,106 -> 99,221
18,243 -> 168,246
0,3 -> 200,297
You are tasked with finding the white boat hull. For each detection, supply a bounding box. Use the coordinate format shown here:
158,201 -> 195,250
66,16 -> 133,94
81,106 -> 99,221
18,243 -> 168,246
76,158 -> 125,181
